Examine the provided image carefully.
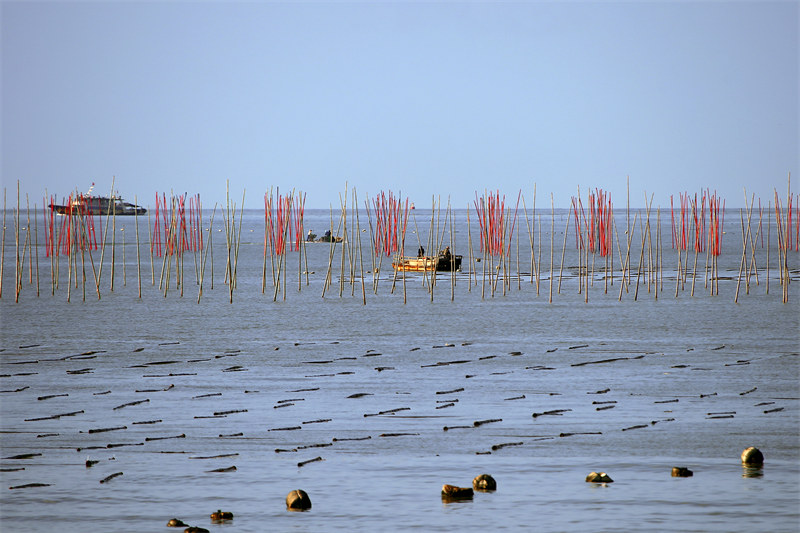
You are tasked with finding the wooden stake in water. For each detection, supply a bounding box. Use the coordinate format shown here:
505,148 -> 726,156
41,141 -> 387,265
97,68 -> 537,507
549,193 -> 554,303
15,181 -> 21,302
234,189 -> 245,296
111,185 -> 117,292
197,204 -> 217,304
353,189 -> 366,304
147,206 -> 154,285
25,196 -> 32,287
0,188 -> 5,299
339,185 -> 348,298
557,208 -> 570,295
32,199 -> 40,297
135,195 -> 142,298
618,213 -> 638,302
766,200 -> 771,295
97,178 -> 115,288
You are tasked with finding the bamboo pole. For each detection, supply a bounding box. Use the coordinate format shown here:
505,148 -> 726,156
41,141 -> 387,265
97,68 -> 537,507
532,184 -> 538,288
147,206 -> 154,285
537,212 -> 542,296
158,199 -> 173,293
33,199 -> 40,297
634,194 -> 653,301
110,187 -> 117,292
655,208 -> 661,299
209,212 -> 214,290
321,205 -> 344,298
14,182 -> 22,302
784,174 -> 790,303
122,225 -> 126,287
134,196 -> 141,298
516,208 -> 521,291
521,193 -> 535,287
766,200 -> 771,294
549,194 -> 554,303
674,211 -> 683,298
734,207 -> 748,303
197,205 -> 217,303
364,198 -> 378,293
466,203 -> 474,290
584,202 -> 589,303
18,197 -> 31,300
646,200 -> 654,294
234,189 -> 245,295
66,206 -> 73,303
354,190 -> 366,304
429,196 -> 437,301
743,193 -> 757,292
0,188 -> 5,299
274,196 -> 291,302
51,196 -> 59,294
748,204 -> 764,288
302,200 -> 310,287
626,176 -> 630,287
557,207 -> 570,294
78,207 -> 87,301
689,199 -> 700,297
618,213 -> 638,301
76,204 -> 101,301
25,196 -> 32,287
339,186 -> 347,298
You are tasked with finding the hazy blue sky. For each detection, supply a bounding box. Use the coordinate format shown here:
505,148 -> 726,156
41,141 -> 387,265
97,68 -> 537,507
2,1 -> 797,209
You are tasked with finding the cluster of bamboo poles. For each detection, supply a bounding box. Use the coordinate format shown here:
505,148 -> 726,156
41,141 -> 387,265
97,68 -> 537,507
151,192 -> 203,257
260,188 -> 309,302
1,178 -> 797,304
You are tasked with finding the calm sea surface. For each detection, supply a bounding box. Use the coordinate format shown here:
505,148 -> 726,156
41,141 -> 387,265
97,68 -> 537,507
1,208 -> 798,532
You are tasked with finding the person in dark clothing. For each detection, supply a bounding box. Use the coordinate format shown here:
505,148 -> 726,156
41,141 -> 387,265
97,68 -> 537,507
417,246 -> 425,257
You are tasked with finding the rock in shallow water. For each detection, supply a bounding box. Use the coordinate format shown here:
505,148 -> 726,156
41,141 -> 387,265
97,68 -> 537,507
585,471 -> 613,483
472,473 -> 497,491
286,489 -> 312,511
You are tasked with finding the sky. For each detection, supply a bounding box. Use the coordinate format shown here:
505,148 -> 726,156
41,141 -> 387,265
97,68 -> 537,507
1,1 -> 798,210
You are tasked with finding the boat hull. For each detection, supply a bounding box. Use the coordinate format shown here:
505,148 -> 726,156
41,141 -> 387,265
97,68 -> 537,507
392,255 -> 462,272
50,197 -> 146,216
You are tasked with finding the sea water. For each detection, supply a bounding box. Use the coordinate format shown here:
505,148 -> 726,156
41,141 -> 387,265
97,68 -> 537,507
1,208 -> 798,532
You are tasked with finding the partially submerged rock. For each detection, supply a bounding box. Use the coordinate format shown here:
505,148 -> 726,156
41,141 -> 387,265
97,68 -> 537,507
671,467 -> 693,477
210,509 -> 233,521
286,489 -> 312,511
472,473 -> 497,492
585,471 -> 613,483
441,484 -> 474,501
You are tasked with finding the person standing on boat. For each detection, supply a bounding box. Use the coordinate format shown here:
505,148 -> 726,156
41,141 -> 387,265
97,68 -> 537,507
417,246 -> 425,257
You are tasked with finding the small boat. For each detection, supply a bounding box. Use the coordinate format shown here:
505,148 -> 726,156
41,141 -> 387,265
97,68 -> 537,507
392,249 -> 462,272
306,231 -> 343,243
50,185 -> 146,216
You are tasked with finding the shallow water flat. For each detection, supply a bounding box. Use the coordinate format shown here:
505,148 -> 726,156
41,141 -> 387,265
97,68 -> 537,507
1,209 -> 798,532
